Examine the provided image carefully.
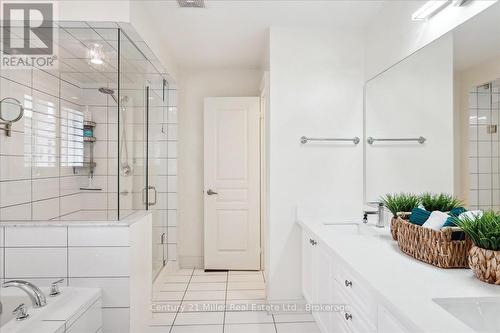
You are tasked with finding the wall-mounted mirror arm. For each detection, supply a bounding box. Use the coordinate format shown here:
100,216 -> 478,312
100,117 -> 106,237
0,97 -> 24,137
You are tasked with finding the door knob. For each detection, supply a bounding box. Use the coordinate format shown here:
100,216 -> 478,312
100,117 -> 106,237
207,189 -> 218,195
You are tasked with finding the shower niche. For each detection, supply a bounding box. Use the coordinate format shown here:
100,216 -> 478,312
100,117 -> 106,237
76,119 -> 99,191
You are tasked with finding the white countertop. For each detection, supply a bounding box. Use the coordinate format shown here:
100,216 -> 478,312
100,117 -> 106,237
298,218 -> 500,333
0,211 -> 151,227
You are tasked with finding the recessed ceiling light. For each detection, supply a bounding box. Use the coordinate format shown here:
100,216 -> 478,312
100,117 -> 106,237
412,0 -> 451,21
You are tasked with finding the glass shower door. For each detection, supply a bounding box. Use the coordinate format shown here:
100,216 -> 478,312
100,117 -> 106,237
147,79 -> 169,278
118,30 -> 148,220
118,29 -> 169,278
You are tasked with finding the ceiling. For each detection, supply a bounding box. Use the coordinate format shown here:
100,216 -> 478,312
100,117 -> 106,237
141,0 -> 385,70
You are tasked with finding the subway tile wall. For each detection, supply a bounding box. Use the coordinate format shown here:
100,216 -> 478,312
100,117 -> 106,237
0,67 -> 87,220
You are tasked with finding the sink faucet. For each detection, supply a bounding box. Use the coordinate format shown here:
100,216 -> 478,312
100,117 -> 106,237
363,201 -> 385,228
2,280 -> 47,308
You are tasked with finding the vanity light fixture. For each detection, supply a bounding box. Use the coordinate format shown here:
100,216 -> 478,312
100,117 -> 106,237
89,43 -> 104,65
412,0 -> 451,21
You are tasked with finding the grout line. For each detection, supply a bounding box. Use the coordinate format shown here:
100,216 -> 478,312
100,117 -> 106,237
223,271 -> 228,333
169,268 -> 194,333
272,313 -> 279,333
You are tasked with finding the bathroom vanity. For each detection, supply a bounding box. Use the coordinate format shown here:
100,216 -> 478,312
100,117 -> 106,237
0,211 -> 152,333
299,219 -> 500,333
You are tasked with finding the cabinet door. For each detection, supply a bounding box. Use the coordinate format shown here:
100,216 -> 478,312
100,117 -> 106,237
301,230 -> 314,302
313,243 -> 333,332
378,305 -> 411,333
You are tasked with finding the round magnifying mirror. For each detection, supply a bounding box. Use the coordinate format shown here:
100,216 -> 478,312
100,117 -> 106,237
0,97 -> 24,123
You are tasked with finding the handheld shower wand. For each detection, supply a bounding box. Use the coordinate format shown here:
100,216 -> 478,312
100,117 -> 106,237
98,87 -> 133,176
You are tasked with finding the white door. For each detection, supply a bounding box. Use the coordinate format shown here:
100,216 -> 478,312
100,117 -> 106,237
204,97 -> 260,270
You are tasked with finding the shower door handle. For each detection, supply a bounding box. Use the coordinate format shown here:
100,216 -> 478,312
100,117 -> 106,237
147,185 -> 157,207
143,185 -> 158,206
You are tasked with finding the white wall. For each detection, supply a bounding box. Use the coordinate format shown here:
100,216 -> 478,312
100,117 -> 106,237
365,35 -> 454,201
177,69 -> 262,268
267,27 -> 365,301
364,0 -> 496,80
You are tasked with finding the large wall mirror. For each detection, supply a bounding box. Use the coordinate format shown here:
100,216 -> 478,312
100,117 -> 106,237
364,3 -> 500,211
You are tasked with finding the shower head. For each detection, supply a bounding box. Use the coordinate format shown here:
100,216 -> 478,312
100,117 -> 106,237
98,87 -> 115,95
98,87 -> 129,106
98,87 -> 118,104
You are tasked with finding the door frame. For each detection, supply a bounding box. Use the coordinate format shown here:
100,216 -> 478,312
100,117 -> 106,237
260,72 -> 269,273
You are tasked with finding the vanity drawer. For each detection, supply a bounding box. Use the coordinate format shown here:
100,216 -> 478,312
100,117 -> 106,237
333,279 -> 376,333
332,261 -> 377,327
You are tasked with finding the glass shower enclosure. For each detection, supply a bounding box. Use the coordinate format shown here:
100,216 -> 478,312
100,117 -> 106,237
119,29 -> 172,276
0,22 -> 175,277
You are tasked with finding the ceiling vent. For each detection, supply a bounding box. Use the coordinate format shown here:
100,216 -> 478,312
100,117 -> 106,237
177,0 -> 205,8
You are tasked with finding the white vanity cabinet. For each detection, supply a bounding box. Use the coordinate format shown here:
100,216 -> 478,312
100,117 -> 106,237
301,230 -> 334,332
301,229 -> 408,333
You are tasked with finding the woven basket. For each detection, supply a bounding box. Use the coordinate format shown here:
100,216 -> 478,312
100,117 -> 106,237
390,212 -> 411,241
397,217 -> 472,268
468,246 -> 500,284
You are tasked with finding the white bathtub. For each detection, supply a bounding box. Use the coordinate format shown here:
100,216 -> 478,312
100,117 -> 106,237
0,287 -> 101,333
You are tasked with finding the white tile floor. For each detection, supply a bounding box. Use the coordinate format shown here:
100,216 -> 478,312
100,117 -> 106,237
149,268 -> 320,333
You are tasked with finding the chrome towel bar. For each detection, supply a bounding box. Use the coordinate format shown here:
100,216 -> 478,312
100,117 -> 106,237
300,136 -> 360,145
366,136 -> 426,144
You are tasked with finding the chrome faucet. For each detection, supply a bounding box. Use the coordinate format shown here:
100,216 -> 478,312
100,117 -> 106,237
2,280 -> 47,308
363,201 -> 385,228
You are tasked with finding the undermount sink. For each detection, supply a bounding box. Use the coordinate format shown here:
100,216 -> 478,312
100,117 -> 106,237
433,297 -> 500,332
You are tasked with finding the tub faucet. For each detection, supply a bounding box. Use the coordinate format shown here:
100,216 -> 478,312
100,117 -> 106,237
363,201 -> 385,228
2,280 -> 47,308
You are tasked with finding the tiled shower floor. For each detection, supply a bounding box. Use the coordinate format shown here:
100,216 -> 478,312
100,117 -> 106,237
149,268 -> 320,333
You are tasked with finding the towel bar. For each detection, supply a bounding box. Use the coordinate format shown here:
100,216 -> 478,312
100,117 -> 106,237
366,136 -> 426,144
300,136 -> 360,145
